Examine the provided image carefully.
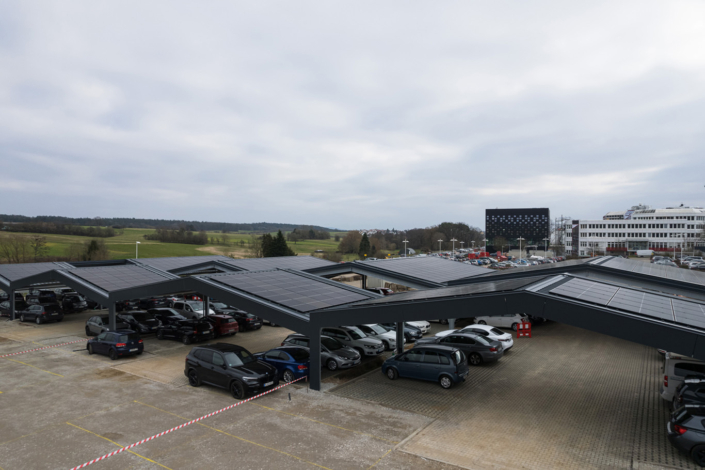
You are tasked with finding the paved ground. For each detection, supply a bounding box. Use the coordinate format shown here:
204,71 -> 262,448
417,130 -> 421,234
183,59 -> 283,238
0,311 -> 698,469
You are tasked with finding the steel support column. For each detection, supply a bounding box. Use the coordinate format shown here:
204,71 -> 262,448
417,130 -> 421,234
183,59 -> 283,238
395,321 -> 404,355
10,289 -> 16,321
309,328 -> 321,391
361,275 -> 367,290
204,296 -> 210,318
448,318 -> 455,330
109,304 -> 116,331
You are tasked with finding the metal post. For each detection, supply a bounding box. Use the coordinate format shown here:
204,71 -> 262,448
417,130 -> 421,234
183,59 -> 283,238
203,296 -> 210,318
10,289 -> 16,321
448,318 -> 455,330
309,328 -> 321,391
395,321 -> 404,355
361,275 -> 367,290
109,303 -> 117,331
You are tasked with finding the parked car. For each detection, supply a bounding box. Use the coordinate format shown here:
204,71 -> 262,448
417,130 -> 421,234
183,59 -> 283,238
435,324 -> 514,350
54,288 -> 77,301
115,299 -> 140,312
86,330 -> 143,360
662,353 -> 705,401
415,332 -> 503,365
474,313 -> 530,331
170,300 -> 216,319
184,343 -> 279,399
227,310 -> 263,331
356,324 -> 402,350
254,346 -> 310,383
36,290 -> 58,304
18,304 -> 64,324
321,326 -> 385,357
406,321 -> 431,334
205,314 -> 239,337
85,315 -> 130,336
208,301 -> 241,316
673,377 -> 705,410
61,294 -> 88,313
0,290 -> 7,302
364,287 -> 395,295
282,333 -> 361,371
382,345 -> 469,389
667,405 -> 705,466
84,297 -> 103,310
138,297 -> 169,310
117,310 -> 161,335
379,322 -> 423,342
0,299 -> 28,317
149,308 -> 214,345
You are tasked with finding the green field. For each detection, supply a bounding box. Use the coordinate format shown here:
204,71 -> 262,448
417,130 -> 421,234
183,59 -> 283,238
0,228 -> 356,261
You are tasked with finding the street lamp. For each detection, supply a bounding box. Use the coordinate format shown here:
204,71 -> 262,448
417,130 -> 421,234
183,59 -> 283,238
136,241 -> 141,259
450,238 -> 458,257
438,239 -> 443,255
517,237 -> 525,262
403,239 -> 409,257
482,238 -> 488,253
543,237 -> 550,258
471,240 -> 475,251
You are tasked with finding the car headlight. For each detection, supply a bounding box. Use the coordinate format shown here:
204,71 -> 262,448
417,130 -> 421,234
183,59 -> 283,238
364,344 -> 378,349
241,376 -> 259,384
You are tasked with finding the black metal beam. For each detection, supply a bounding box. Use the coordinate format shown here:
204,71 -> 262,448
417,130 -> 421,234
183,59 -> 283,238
10,289 -> 15,321
309,329 -> 321,391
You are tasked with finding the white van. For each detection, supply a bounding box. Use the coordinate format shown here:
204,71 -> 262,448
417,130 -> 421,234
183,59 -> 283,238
660,352 -> 705,401
637,249 -> 654,257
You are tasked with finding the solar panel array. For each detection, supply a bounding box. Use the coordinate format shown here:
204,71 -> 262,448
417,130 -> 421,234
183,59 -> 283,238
549,277 -> 705,329
600,257 -> 705,287
207,270 -> 373,313
135,256 -> 231,272
221,256 -> 335,272
478,258 -> 594,279
0,262 -> 69,284
357,257 -> 488,284
70,265 -> 174,292
350,276 -> 548,306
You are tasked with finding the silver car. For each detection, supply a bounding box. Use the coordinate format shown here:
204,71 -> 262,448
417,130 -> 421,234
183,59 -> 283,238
282,334 -> 361,371
321,326 -> 385,357
171,301 -> 216,319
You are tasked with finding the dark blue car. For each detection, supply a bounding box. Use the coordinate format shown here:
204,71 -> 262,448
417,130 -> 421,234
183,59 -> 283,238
254,346 -> 309,383
382,345 -> 469,389
87,330 -> 143,360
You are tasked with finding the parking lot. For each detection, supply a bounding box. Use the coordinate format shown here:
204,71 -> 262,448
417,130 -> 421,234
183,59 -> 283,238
0,312 -> 700,469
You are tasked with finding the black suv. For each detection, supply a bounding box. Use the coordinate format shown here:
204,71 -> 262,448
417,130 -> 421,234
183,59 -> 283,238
117,310 -> 161,335
18,304 -> 64,324
149,308 -> 214,345
62,294 -> 88,313
185,343 -> 279,399
668,405 -> 705,466
138,297 -> 169,310
227,310 -> 263,331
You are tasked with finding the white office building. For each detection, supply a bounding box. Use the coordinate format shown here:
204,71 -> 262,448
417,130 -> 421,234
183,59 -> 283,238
564,205 -> 705,257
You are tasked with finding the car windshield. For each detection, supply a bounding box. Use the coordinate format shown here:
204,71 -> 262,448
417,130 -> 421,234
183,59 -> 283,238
117,333 -> 140,342
223,350 -> 255,367
211,302 -> 227,309
187,301 -> 204,311
321,337 -> 343,350
289,348 -> 309,361
490,328 -> 504,336
132,312 -> 155,322
367,324 -> 387,335
346,327 -> 366,340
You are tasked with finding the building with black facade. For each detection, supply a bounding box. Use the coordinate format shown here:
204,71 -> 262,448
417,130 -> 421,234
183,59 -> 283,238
485,208 -> 550,250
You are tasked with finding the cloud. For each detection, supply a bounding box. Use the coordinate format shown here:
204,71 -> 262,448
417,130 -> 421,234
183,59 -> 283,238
0,1 -> 704,230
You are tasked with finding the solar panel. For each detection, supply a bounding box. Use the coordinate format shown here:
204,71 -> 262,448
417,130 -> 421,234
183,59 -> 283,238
0,262 -> 68,283
600,257 -> 705,287
476,258 -> 594,278
135,256 -> 230,272
550,278 -> 619,306
608,289 -> 674,321
350,276 -> 548,306
220,256 -> 335,272
206,270 -> 373,313
70,266 -> 174,292
356,257 -> 488,283
673,300 -> 705,329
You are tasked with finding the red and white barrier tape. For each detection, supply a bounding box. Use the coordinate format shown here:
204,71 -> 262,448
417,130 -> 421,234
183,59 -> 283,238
0,339 -> 88,358
70,376 -> 307,469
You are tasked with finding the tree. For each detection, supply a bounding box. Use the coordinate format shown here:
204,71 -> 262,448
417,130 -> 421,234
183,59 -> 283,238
263,231 -> 296,257
334,234 -> 340,242
493,236 -> 507,253
338,231 -> 362,254
29,236 -> 49,261
247,234 -> 263,258
358,233 -> 371,259
0,234 -> 32,263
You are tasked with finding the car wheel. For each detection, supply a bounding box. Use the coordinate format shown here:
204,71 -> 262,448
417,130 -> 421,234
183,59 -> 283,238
692,445 -> 705,466
35,317 -> 42,325
182,335 -> 192,345
188,369 -> 201,387
109,349 -> 118,361
20,314 -> 25,322
282,370 -> 295,383
85,326 -> 92,336
230,380 -> 245,400
157,330 -> 164,340
56,318 -> 62,322
478,320 -> 486,325
386,368 -> 398,380
469,353 -> 483,366
382,340 -> 390,351
440,319 -> 449,325
439,375 -> 453,389
327,359 -> 338,371
87,344 -> 94,355
354,347 -> 365,357
511,323 -> 518,331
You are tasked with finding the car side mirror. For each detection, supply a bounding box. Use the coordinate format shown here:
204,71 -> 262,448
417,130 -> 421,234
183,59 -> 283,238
221,364 -> 227,369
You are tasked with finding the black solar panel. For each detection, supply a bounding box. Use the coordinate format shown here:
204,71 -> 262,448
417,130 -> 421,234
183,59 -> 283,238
220,256 -> 335,272
350,276 -> 547,306
136,256 -> 229,272
550,278 -> 619,306
357,257 -> 488,283
673,300 -> 705,329
207,270 -> 372,313
476,258 -> 594,278
0,262 -> 68,283
608,289 -> 674,321
70,266 -> 173,292
600,257 -> 705,287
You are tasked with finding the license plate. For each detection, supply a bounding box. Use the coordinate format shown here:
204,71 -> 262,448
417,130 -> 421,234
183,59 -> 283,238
130,348 -> 137,352
264,381 -> 273,387
254,323 -> 261,326
202,331 -> 210,335
51,313 -> 58,315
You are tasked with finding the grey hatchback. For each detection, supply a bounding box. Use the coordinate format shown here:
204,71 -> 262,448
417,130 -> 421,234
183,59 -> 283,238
281,334 -> 361,371
382,345 -> 469,389
414,332 -> 503,366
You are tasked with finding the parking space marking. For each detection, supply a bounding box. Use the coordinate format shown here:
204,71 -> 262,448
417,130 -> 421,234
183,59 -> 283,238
248,402 -> 399,444
366,448 -> 393,469
3,358 -> 63,377
133,401 -> 333,470
66,423 -> 172,470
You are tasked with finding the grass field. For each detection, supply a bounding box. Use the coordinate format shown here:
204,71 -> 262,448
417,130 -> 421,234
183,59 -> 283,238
0,228 -> 356,261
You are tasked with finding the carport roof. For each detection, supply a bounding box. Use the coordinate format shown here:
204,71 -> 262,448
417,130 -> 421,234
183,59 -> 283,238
0,262 -> 74,288
218,256 -> 335,272
66,265 -> 178,293
133,255 -> 231,273
598,256 -> 705,287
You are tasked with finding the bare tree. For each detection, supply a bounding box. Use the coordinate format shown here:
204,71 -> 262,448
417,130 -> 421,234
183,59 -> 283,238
0,234 -> 33,263
247,234 -> 263,258
30,236 -> 49,261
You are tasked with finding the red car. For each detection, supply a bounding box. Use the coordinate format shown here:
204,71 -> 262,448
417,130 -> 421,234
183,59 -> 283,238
205,314 -> 239,337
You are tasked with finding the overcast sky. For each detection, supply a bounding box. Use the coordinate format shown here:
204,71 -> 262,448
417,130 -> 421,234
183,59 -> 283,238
1,2 -> 704,230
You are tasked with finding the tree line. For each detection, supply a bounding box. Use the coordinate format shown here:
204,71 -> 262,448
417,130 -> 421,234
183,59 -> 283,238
286,226 -> 331,243
0,234 -> 110,263
1,222 -> 118,238
143,227 -> 209,245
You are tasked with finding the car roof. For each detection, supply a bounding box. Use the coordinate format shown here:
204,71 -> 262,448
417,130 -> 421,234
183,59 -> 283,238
411,344 -> 458,352
206,314 -> 232,319
196,343 -> 246,353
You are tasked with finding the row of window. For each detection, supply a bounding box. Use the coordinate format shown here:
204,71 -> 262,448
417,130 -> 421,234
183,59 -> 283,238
580,232 -> 700,239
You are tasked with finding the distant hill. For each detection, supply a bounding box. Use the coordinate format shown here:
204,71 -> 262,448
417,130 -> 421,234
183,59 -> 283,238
0,214 -> 340,233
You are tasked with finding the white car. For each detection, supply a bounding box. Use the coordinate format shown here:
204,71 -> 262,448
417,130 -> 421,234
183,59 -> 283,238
407,321 -> 431,334
356,324 -> 403,350
435,324 -> 514,350
474,313 -> 529,331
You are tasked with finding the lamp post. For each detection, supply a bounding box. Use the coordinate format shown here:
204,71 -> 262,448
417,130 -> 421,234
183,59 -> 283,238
543,237 -> 550,259
438,239 -> 443,255
471,240 -> 475,251
482,238 -> 488,253
450,238 -> 457,257
135,241 -> 141,259
517,237 -> 525,262
403,239 -> 409,257
460,241 -> 464,252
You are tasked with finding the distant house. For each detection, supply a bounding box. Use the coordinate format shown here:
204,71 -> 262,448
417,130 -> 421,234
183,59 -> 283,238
399,248 -> 416,256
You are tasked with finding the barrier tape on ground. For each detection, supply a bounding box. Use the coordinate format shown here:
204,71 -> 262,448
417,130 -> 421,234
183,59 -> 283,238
70,376 -> 307,470
0,339 -> 88,358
